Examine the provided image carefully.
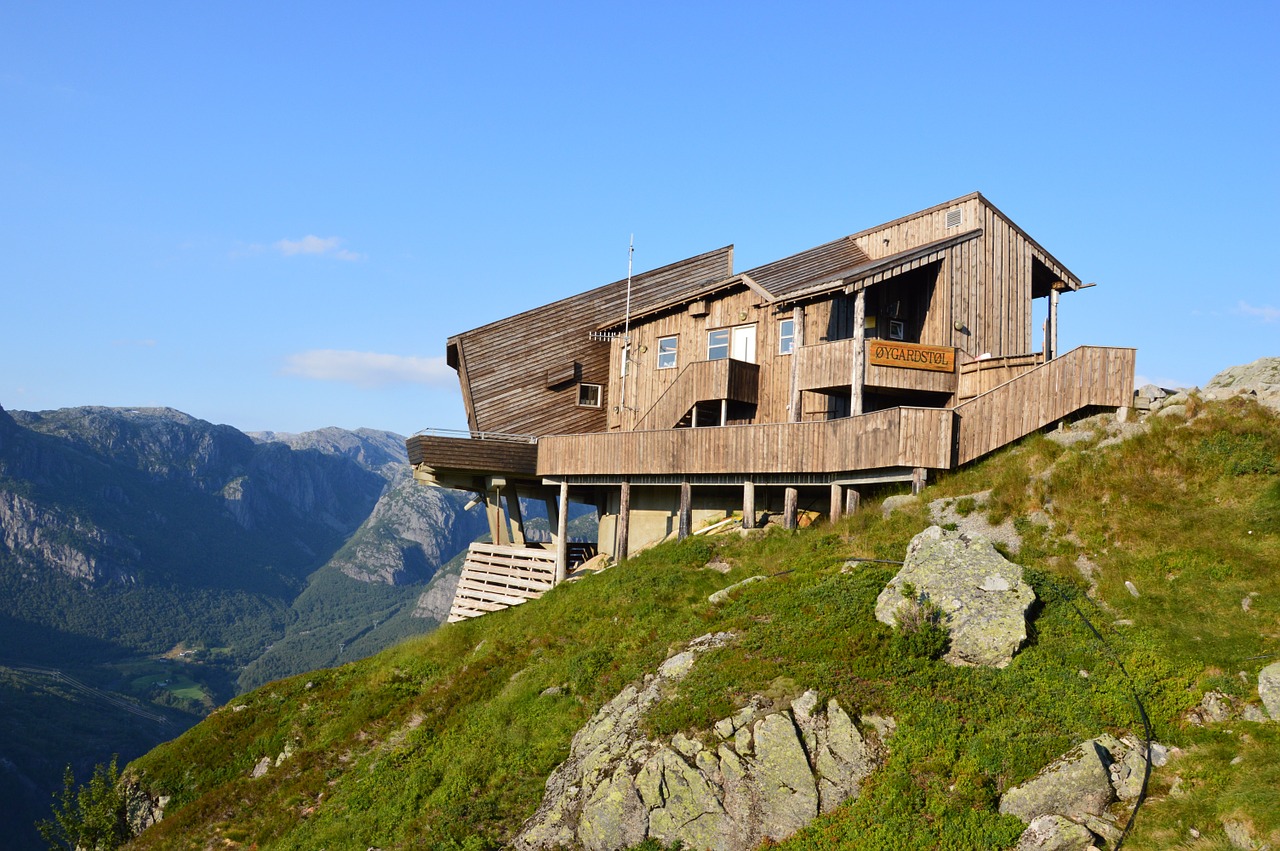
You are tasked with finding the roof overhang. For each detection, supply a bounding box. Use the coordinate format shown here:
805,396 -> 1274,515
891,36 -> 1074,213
776,228 -> 984,306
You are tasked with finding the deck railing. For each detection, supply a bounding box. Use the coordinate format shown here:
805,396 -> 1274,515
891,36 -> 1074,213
538,406 -> 953,477
634,358 -> 760,430
954,346 -> 1135,464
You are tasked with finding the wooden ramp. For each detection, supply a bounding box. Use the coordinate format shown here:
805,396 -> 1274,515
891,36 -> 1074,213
448,542 -> 558,623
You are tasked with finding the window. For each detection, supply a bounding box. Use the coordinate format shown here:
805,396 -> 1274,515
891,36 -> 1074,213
779,318 -> 795,354
657,336 -> 678,369
577,383 -> 601,407
707,328 -> 730,360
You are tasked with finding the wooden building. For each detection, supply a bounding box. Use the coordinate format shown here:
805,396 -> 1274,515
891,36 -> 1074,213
408,193 -> 1134,614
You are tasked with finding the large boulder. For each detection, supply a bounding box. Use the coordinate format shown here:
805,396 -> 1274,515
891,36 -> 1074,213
875,526 -> 1036,668
1260,662 -> 1280,721
515,637 -> 890,851
999,738 -> 1116,824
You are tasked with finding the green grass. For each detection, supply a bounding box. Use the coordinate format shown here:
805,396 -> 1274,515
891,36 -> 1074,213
121,397 -> 1280,850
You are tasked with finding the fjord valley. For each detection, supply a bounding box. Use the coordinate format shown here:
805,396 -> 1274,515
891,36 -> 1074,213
0,404 -> 486,850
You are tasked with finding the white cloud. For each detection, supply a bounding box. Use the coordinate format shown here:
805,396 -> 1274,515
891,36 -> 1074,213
282,350 -> 452,387
1236,301 -> 1280,323
273,235 -> 365,261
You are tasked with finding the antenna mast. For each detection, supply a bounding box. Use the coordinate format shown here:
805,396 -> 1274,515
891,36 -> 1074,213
620,236 -> 634,421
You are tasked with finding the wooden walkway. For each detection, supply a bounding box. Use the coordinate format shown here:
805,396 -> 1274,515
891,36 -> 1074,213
448,543 -> 558,623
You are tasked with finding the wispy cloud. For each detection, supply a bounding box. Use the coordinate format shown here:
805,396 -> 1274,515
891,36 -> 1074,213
282,350 -> 452,387
274,235 -> 365,261
1237,301 -> 1280,323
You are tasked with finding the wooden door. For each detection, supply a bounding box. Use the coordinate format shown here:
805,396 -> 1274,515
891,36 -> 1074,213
731,324 -> 757,363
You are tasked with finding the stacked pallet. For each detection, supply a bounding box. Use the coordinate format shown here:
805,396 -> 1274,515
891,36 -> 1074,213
447,542 -> 558,623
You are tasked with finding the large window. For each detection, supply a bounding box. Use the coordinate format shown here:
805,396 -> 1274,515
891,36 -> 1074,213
577,383 -> 601,408
779,318 -> 795,354
707,328 -> 730,360
657,335 -> 678,369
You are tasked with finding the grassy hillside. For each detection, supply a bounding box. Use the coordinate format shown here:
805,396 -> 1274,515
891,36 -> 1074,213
121,396 -> 1280,850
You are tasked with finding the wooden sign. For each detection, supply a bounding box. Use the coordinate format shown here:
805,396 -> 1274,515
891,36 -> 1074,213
868,341 -> 956,373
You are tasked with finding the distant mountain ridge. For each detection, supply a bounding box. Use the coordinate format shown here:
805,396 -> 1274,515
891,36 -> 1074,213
0,403 -> 485,850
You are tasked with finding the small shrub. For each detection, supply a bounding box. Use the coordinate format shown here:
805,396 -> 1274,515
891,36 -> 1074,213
37,756 -> 132,850
891,584 -> 950,661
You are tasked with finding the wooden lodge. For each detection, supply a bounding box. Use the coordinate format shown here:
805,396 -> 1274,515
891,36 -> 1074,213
408,193 -> 1135,612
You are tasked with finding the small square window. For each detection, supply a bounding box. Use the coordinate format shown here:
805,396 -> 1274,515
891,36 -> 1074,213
707,328 -> 729,361
657,336 -> 678,369
779,318 -> 795,354
577,383 -> 602,407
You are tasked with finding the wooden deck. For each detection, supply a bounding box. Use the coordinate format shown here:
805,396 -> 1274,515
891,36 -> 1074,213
955,346 -> 1135,463
448,542 -> 558,622
539,406 -> 953,478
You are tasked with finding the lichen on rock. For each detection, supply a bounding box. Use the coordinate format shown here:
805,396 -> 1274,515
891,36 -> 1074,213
876,526 -> 1036,668
514,633 -> 891,851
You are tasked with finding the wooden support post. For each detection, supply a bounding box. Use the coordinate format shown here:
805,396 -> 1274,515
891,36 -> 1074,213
851,288 -> 866,416
789,305 -> 805,423
548,483 -> 568,584
742,480 -> 756,529
783,487 -> 799,530
617,480 -> 631,560
1048,288 -> 1060,361
507,487 -> 526,546
678,482 -> 692,540
911,467 -> 927,496
845,487 -> 861,516
485,493 -> 504,546
829,483 -> 843,524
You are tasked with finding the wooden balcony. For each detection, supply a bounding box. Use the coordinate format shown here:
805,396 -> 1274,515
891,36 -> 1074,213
406,432 -> 539,489
538,406 -> 953,478
956,353 -> 1045,402
796,338 -> 957,394
635,358 -> 760,430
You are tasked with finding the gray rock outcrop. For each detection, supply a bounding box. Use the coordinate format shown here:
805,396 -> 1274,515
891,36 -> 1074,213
1000,739 -> 1116,824
1002,734 -> 1163,849
1204,357 -> 1280,412
1259,662 -> 1280,721
1016,814 -> 1097,850
875,526 -> 1036,668
515,634 -> 890,851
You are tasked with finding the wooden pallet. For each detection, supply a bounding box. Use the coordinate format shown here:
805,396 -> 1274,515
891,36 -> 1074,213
448,542 -> 559,623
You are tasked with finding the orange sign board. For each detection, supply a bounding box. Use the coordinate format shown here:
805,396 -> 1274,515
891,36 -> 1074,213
868,341 -> 956,373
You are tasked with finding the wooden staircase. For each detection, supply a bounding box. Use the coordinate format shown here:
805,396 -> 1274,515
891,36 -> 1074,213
953,345 -> 1135,464
448,543 -> 558,622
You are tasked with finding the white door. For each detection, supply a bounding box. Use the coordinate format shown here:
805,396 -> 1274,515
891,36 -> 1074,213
731,324 -> 756,363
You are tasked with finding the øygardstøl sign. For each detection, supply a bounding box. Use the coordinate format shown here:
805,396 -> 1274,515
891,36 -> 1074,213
868,341 -> 956,373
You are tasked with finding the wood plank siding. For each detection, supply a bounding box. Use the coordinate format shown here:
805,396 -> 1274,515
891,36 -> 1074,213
448,247 -> 733,437
955,346 -> 1135,464
538,407 -> 953,478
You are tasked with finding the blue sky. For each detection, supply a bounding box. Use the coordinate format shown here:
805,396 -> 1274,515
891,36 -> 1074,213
2,1 -> 1276,437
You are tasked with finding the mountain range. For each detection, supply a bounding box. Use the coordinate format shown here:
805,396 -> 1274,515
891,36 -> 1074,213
0,404 -> 487,849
